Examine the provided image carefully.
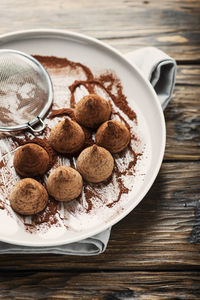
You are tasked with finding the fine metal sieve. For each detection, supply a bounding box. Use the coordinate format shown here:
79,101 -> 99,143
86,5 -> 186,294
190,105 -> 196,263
0,49 -> 53,133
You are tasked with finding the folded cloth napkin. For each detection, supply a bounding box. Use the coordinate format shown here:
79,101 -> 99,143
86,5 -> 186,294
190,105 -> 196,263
0,228 -> 111,255
125,47 -> 176,109
0,47 -> 176,255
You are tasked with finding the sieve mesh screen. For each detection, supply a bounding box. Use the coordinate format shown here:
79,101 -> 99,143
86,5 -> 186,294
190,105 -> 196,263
0,51 -> 50,129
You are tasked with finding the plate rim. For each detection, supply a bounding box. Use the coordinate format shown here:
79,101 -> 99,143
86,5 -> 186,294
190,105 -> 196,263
0,29 -> 166,247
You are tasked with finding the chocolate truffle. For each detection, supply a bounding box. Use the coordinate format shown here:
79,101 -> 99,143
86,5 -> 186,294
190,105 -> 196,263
74,94 -> 111,128
46,166 -> 83,202
14,143 -> 49,177
49,118 -> 85,154
10,178 -> 48,215
77,145 -> 114,183
96,120 -> 131,153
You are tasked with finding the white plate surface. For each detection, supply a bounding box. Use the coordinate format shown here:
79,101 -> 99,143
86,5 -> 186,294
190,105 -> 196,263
0,29 -> 165,246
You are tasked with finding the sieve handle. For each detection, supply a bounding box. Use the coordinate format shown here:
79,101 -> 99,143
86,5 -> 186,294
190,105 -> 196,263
27,117 -> 46,134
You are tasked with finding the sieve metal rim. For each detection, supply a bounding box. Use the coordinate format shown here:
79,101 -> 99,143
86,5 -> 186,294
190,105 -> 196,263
0,49 -> 53,132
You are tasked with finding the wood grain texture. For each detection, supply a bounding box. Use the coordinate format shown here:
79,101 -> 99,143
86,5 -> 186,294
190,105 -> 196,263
0,162 -> 199,271
0,0 -> 200,61
164,85 -> 200,160
0,0 -> 200,298
0,271 -> 200,299
176,65 -> 200,86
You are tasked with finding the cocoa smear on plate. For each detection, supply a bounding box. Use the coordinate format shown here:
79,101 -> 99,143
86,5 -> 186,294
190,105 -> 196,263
0,55 -> 143,232
0,160 -> 5,168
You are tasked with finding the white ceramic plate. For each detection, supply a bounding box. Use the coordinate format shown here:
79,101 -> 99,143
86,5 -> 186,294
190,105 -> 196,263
0,29 -> 165,246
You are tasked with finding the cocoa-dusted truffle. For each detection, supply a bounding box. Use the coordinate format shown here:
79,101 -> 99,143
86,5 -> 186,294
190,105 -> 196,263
96,120 -> 131,153
49,118 -> 85,154
46,166 -> 83,202
14,143 -> 49,177
10,178 -> 48,215
77,145 -> 114,183
74,94 -> 111,128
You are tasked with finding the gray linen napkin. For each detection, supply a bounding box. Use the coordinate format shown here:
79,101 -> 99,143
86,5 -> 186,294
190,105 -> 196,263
125,47 -> 176,109
0,47 -> 176,255
0,228 -> 111,255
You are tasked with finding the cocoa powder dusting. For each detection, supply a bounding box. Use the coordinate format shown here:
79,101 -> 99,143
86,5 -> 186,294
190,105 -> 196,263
49,108 -> 75,120
31,198 -> 59,226
106,165 -> 129,208
0,203 -> 5,210
82,185 -> 103,213
0,160 -> 5,168
0,54 -> 144,232
33,55 -> 94,80
83,187 -> 93,213
34,55 -> 94,108
99,73 -> 137,121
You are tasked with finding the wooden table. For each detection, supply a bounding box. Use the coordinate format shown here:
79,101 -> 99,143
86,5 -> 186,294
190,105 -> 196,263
0,0 -> 200,299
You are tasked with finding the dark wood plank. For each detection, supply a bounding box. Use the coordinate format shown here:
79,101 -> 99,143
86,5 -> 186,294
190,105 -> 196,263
103,33 -> 200,62
0,0 -> 200,61
0,161 -> 199,270
176,65 -> 200,86
0,271 -> 200,299
165,85 -> 200,160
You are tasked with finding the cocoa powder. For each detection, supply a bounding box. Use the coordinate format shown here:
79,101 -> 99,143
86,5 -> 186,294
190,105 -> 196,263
0,54 -> 143,230
33,55 -> 94,80
31,198 -> 59,226
49,108 -> 75,120
0,160 -> 5,168
83,186 -> 94,213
